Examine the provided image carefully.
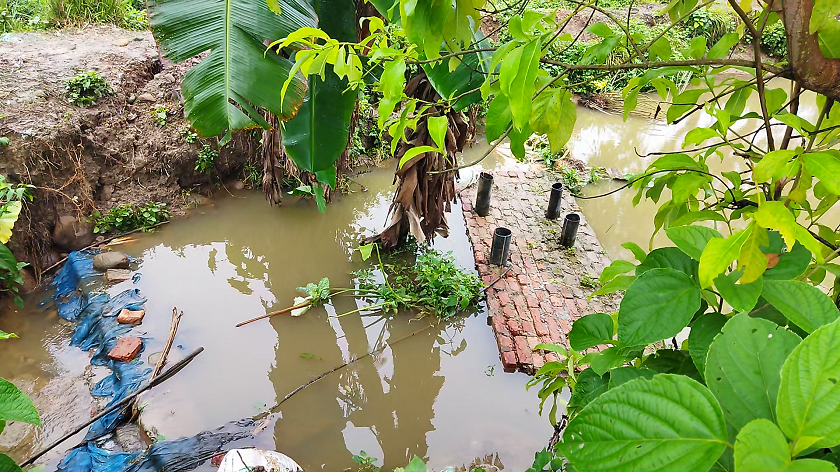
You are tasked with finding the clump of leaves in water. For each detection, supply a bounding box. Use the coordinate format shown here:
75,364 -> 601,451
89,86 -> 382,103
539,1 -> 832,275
65,71 -> 111,107
92,201 -> 169,234
297,277 -> 331,306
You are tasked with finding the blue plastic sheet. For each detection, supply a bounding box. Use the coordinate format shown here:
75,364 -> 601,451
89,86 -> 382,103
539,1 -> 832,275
52,252 -> 253,472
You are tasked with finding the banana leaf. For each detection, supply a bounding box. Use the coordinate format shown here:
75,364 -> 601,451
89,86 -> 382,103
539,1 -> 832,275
282,0 -> 358,182
147,0 -> 318,138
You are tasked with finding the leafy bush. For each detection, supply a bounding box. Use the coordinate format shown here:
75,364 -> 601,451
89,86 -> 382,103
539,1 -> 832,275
92,201 -> 168,234
65,71 -> 111,107
395,249 -> 484,319
0,175 -> 34,307
46,0 -> 129,26
0,0 -> 48,32
681,8 -> 736,47
760,21 -> 788,59
195,144 -> 217,175
119,5 -> 146,30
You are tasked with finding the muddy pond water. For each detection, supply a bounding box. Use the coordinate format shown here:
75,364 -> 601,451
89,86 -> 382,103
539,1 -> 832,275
0,157 -> 551,471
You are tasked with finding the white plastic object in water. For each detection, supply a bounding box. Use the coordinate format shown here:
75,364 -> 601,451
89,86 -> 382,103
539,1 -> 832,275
216,449 -> 304,472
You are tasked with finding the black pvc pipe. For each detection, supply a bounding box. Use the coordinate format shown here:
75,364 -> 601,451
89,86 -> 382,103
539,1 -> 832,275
490,227 -> 512,266
475,172 -> 493,217
545,182 -> 563,219
560,213 -> 581,248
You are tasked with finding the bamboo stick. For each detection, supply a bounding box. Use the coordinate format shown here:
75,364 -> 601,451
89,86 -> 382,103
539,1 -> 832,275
235,300 -> 312,327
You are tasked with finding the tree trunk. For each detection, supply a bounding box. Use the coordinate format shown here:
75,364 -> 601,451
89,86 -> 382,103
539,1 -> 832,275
779,0 -> 840,100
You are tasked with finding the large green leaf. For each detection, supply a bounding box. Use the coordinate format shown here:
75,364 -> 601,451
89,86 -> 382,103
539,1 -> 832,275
699,227 -> 752,288
0,378 -> 40,425
608,366 -> 656,389
282,0 -> 357,179
618,268 -> 701,346
641,348 -> 702,382
0,453 -> 23,472
706,314 -> 801,432
562,374 -> 728,472
735,419 -> 838,472
778,320 -> 840,452
665,225 -> 722,261
423,31 -> 491,111
688,312 -> 727,378
569,313 -> 614,351
567,367 -> 609,416
714,270 -> 763,312
636,247 -> 699,279
147,0 -> 315,137
762,280 -> 840,334
529,87 -> 576,154
0,201 -> 21,245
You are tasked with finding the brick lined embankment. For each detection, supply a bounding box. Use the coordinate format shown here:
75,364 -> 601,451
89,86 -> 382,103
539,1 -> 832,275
461,166 -> 621,374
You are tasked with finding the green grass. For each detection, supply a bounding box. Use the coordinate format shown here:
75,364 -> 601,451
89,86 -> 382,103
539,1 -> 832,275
1,0 -> 147,32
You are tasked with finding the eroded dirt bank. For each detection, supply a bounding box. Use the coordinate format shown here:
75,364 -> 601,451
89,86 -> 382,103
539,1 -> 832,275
0,26 -> 256,276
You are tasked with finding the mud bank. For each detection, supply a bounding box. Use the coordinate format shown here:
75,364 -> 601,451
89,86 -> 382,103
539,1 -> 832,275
0,26 -> 256,275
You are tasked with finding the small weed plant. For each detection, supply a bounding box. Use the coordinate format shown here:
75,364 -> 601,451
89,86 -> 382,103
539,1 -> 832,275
180,128 -> 198,144
195,144 -> 218,175
65,71 -> 110,107
92,201 -> 168,234
243,160 -> 263,188
580,274 -> 599,288
150,104 -> 168,127
0,175 -> 34,307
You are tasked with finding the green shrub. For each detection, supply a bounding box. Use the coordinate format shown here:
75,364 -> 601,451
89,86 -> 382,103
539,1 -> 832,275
119,6 -> 146,30
195,144 -> 218,175
92,201 -> 168,234
150,104 -> 168,126
65,71 -> 111,107
0,0 -> 48,32
46,0 -> 133,26
680,8 -> 736,47
760,21 -> 788,59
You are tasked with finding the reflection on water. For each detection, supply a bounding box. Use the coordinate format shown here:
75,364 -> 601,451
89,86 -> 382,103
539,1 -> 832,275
568,79 -> 831,259
48,162 -> 550,471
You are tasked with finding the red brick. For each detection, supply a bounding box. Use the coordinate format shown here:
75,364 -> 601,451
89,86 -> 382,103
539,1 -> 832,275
550,295 -> 565,306
532,355 -> 545,370
108,337 -> 142,362
508,319 -> 522,335
507,279 -> 521,293
536,289 -> 548,302
497,334 -> 514,352
487,298 -> 501,314
514,336 -> 533,365
532,249 -> 545,260
557,316 -> 573,334
491,315 -> 508,335
474,250 -> 486,264
560,284 -> 574,299
545,283 -> 559,295
502,304 -> 517,319
497,291 -> 511,306
537,262 -> 547,271
564,298 -> 580,318
482,275 -> 493,286
517,274 -> 530,285
521,320 -> 535,335
526,295 -> 540,308
533,317 -> 550,337
501,351 -> 518,371
546,317 -> 562,341
545,352 -> 559,363
576,298 -> 588,313
514,298 -> 529,315
539,301 -> 554,313
117,309 -> 145,325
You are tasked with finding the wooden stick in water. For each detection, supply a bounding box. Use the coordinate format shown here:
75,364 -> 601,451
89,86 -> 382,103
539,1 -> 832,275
235,300 -> 311,327
153,307 -> 183,378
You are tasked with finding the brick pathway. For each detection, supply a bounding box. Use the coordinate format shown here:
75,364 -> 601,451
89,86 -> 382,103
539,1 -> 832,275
461,165 -> 621,374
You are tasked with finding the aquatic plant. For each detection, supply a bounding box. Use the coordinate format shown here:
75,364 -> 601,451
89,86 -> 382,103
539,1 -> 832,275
91,201 -> 168,234
65,71 -> 111,108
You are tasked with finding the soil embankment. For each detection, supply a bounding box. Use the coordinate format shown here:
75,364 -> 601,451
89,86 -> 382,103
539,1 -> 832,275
0,26 -> 255,277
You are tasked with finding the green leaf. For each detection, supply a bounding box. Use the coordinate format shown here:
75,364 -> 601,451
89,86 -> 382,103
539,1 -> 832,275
599,260 -> 636,285
699,227 -> 752,288
585,347 -> 631,376
282,0 -> 356,178
423,30 -> 491,111
707,32 -> 739,59
689,312 -> 728,378
485,94 -> 512,142
499,39 -> 541,131
398,146 -> 439,169
147,0 -> 315,137
0,201 -> 21,245
755,150 -> 799,183
714,270 -> 763,312
591,275 -> 634,296
621,242 -> 647,262
404,456 -> 427,472
530,88 -> 576,153
427,115 -> 448,152
358,243 -> 374,261
802,152 -> 840,195
636,247 -> 699,279
683,127 -> 719,147
762,280 -> 840,333
777,320 -> 840,452
756,201 -> 798,251
0,378 -> 40,425
0,453 -> 23,472
567,367 -> 609,415
735,419 -> 838,472
665,225 -> 723,260
618,268 -> 701,346
739,223 -> 770,284
706,314 -> 801,432
641,349 -> 702,382
569,313 -> 614,351
607,366 -> 655,389
561,374 -> 727,472
0,330 -> 17,340
764,243 -> 812,280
